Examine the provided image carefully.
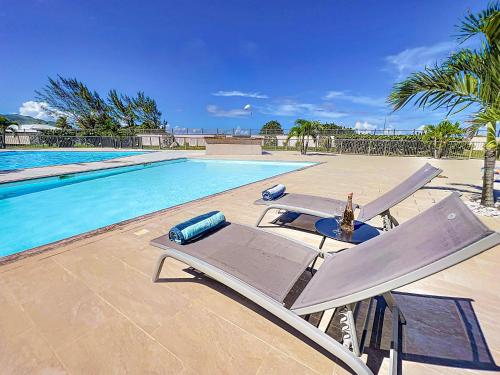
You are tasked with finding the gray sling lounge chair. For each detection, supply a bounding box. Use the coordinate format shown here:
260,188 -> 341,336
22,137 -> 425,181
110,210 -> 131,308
151,193 -> 499,375
255,163 -> 442,230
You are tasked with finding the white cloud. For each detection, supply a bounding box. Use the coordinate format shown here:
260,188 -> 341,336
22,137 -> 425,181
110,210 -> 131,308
234,126 -> 250,136
354,121 -> 377,133
385,41 -> 457,78
323,91 -> 387,107
18,101 -> 55,121
259,100 -> 347,120
212,90 -> 268,99
206,105 -> 250,118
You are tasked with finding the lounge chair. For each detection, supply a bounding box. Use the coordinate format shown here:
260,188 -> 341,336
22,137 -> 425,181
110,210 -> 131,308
151,193 -> 499,375
255,163 -> 442,230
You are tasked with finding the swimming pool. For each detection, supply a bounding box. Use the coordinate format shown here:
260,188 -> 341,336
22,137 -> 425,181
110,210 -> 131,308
0,150 -> 147,171
0,158 -> 314,257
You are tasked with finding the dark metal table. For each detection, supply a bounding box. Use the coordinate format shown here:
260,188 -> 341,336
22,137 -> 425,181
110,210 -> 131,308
315,217 -> 380,248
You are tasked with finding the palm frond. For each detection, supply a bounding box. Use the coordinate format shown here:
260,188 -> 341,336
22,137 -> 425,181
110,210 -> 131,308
456,1 -> 499,43
387,65 -> 480,112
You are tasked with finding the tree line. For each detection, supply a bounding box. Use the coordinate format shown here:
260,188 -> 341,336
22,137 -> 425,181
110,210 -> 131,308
35,75 -> 166,135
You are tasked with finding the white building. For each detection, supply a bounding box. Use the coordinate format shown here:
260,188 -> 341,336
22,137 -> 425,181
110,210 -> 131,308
7,123 -> 58,133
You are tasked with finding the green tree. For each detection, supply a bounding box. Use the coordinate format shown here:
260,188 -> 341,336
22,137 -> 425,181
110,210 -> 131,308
422,120 -> 464,158
108,90 -> 137,128
285,119 -> 323,154
320,122 -> 347,133
55,116 -> 71,129
388,3 -> 499,206
36,76 -> 166,134
0,116 -> 17,148
259,120 -> 283,135
134,92 -> 163,129
36,75 -> 114,130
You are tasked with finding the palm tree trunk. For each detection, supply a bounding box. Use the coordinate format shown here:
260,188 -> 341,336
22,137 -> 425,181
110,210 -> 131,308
304,135 -> 309,155
437,141 -> 443,159
481,148 -> 496,207
0,129 -> 5,149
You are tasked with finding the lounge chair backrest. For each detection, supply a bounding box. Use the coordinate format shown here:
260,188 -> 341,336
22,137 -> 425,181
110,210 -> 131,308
356,163 -> 442,222
291,193 -> 499,313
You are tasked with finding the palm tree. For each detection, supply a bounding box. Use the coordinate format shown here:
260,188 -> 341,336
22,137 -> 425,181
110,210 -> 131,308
55,116 -> 71,129
422,120 -> 464,158
0,116 -> 18,149
286,119 -> 322,154
388,3 -> 499,206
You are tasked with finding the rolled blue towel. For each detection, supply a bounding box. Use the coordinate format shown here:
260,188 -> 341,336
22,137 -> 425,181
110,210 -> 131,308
169,211 -> 226,245
262,184 -> 286,201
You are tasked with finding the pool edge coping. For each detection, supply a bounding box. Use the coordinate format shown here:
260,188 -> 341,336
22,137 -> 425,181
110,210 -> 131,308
0,151 -> 168,185
0,159 -> 322,265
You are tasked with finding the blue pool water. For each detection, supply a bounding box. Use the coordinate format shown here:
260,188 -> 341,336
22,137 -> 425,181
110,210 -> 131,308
0,150 -> 147,171
0,158 -> 314,257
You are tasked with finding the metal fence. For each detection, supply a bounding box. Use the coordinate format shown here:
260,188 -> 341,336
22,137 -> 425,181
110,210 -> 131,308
134,127 -> 495,137
4,134 -> 143,149
261,137 -> 488,159
1,133 -> 490,159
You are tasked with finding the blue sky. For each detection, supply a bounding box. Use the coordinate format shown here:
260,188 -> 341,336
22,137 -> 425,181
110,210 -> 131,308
0,0 -> 488,131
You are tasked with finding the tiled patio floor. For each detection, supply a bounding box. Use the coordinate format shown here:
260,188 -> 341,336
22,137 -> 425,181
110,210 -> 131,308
0,152 -> 498,374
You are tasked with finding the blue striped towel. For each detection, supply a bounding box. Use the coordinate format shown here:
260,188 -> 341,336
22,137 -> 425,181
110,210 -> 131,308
262,184 -> 286,201
169,211 -> 226,245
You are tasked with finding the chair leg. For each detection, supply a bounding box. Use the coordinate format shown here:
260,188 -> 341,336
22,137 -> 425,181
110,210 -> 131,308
340,304 -> 361,357
389,306 -> 400,375
318,308 -> 336,332
381,210 -> 399,231
255,207 -> 272,227
383,293 -> 404,375
382,292 -> 406,324
152,253 -> 169,282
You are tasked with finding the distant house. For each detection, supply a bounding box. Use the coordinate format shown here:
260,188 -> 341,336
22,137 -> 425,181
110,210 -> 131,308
7,123 -> 58,133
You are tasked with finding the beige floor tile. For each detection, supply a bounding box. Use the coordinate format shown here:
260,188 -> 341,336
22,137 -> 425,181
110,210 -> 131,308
267,327 -> 339,374
21,280 -> 118,351
152,301 -> 271,375
56,315 -> 186,374
256,349 -> 321,374
0,328 -> 68,375
0,283 -> 33,338
98,268 -> 191,334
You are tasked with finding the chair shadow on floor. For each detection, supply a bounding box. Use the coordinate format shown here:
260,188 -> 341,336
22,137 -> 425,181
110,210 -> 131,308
345,291 -> 500,374
157,266 -> 499,374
